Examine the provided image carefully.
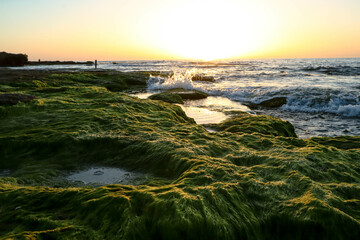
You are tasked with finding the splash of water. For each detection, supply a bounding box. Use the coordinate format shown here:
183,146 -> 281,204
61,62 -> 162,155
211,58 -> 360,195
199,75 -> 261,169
147,69 -> 198,90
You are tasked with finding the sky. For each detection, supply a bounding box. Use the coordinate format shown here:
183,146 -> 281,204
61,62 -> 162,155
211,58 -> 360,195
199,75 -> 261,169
0,0 -> 359,61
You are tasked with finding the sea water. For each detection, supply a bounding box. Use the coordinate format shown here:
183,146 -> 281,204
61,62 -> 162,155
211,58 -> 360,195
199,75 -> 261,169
12,58 -> 360,138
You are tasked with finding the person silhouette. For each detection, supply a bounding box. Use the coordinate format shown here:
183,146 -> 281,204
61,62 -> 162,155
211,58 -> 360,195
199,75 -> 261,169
95,60 -> 97,69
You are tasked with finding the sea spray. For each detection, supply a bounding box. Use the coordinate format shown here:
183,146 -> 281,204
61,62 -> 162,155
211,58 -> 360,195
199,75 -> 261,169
147,69 -> 198,90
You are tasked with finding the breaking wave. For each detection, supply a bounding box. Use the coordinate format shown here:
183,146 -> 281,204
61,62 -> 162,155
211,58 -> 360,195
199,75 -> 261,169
220,86 -> 360,118
283,94 -> 360,117
147,69 -> 197,91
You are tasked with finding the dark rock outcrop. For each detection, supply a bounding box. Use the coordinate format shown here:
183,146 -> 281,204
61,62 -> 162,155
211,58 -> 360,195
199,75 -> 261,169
0,52 -> 28,67
259,97 -> 287,108
191,74 -> 215,82
0,93 -> 36,105
245,97 -> 287,109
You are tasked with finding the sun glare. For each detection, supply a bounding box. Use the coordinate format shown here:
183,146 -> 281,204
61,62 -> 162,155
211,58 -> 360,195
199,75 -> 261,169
144,0 -> 274,60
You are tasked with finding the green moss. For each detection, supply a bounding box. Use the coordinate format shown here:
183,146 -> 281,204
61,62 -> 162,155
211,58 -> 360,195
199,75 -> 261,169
310,136 -> 360,150
206,112 -> 297,137
148,92 -> 184,104
0,71 -> 359,239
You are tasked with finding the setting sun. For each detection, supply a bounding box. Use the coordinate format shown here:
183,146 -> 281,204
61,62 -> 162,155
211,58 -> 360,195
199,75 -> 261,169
140,0 -> 278,60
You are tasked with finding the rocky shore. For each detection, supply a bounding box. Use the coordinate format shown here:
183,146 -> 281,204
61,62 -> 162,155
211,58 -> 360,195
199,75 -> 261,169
0,69 -> 359,239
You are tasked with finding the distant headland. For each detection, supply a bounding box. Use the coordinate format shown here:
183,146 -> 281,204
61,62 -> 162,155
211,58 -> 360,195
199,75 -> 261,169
0,52 -> 93,67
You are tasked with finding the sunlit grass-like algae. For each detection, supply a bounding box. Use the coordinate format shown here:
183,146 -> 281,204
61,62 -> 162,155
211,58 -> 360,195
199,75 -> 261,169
0,70 -> 359,239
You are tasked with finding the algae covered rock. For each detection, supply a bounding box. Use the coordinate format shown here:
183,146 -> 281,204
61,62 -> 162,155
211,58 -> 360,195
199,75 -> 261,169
148,92 -> 184,104
310,136 -> 360,150
166,88 -> 208,100
0,93 -> 36,105
98,71 -> 149,91
148,88 -> 209,104
207,112 -> 297,137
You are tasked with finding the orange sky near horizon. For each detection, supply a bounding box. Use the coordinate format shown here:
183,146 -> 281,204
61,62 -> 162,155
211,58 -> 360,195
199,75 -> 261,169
0,0 -> 359,61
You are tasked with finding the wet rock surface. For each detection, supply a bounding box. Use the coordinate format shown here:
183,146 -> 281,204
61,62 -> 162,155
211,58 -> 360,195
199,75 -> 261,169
245,97 -> 287,109
191,74 -> 215,82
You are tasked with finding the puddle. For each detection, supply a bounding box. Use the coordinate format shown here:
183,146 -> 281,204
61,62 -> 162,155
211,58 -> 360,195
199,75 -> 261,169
0,170 -> 11,177
131,93 -> 252,125
130,92 -> 154,99
183,96 -> 251,113
180,106 -> 227,124
66,167 -> 146,185
204,127 -> 218,133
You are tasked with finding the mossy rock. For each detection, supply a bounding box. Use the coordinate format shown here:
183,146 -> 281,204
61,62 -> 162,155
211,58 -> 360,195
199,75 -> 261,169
206,112 -> 297,137
166,88 -> 208,100
0,70 -> 150,92
310,136 -> 360,150
148,92 -> 184,104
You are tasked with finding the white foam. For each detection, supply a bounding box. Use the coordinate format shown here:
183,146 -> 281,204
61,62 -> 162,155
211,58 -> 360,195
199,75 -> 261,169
282,96 -> 360,117
335,104 -> 360,117
147,69 -> 197,91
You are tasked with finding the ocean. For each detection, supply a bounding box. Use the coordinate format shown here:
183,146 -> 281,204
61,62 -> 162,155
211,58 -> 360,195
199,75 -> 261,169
13,58 -> 360,138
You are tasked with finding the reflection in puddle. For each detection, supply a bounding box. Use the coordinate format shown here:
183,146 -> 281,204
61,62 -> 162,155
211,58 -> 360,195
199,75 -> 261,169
180,106 -> 227,124
66,167 -> 145,185
184,96 -> 251,113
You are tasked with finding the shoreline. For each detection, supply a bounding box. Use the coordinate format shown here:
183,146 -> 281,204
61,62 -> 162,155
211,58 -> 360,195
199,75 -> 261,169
27,60 -> 94,66
1,67 -> 359,138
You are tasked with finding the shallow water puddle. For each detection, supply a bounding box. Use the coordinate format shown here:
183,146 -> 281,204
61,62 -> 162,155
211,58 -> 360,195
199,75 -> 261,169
0,170 -> 11,177
130,92 -> 154,99
204,127 -> 218,133
184,96 -> 251,113
180,106 -> 227,124
66,167 -> 145,185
